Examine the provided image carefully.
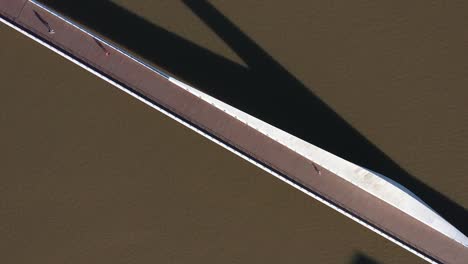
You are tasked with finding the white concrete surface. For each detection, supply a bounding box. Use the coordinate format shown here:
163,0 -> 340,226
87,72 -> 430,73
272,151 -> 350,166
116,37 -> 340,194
169,77 -> 468,248
3,2 -> 466,262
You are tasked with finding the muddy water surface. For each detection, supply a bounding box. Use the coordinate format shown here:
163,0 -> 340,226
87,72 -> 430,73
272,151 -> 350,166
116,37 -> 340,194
2,0 -> 468,263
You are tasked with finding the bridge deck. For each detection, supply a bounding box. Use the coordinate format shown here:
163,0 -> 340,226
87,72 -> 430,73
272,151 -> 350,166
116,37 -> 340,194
1,0 -> 466,263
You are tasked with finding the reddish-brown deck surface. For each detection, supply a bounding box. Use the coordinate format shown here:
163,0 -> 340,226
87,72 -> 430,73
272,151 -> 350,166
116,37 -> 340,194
1,1 -> 467,263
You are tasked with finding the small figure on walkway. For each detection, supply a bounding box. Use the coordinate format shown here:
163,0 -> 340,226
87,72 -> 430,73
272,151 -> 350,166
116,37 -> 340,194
33,11 -> 55,35
312,163 -> 321,175
94,38 -> 110,57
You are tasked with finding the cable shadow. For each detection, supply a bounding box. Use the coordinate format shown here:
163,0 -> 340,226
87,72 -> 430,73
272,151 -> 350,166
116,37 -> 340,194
38,0 -> 467,233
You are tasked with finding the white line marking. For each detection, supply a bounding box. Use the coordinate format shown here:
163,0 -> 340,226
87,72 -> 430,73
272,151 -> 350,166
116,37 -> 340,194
0,9 -> 441,264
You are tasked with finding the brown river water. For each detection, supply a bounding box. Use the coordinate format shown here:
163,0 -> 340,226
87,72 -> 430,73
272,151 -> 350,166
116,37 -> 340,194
1,1 -> 467,263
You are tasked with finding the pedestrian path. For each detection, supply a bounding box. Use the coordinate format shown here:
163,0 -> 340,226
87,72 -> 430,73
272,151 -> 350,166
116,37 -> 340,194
1,1 -> 466,263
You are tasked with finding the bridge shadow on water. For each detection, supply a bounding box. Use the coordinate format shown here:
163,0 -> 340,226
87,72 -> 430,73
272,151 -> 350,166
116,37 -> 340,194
351,252 -> 381,264
39,0 -> 467,234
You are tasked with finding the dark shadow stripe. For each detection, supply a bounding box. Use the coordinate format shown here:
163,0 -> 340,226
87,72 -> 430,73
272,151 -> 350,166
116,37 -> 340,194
1,14 -> 442,263
36,0 -> 467,234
